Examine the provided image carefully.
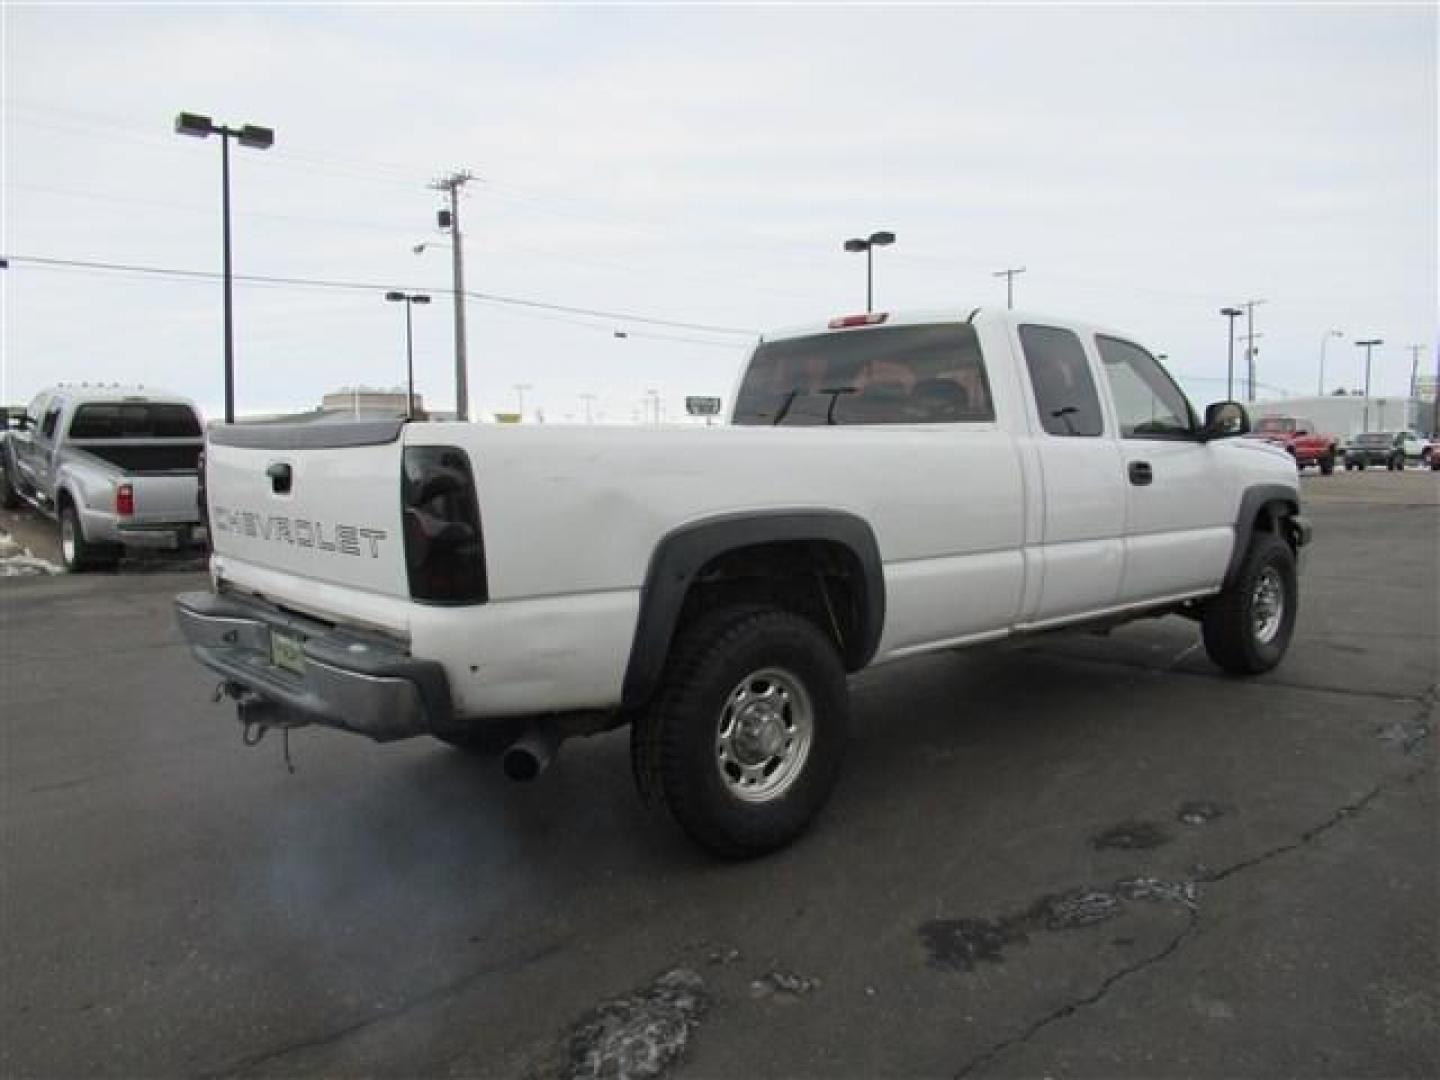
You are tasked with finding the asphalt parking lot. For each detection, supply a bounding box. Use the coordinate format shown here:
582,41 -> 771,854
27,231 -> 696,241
2,469 -> 1436,1079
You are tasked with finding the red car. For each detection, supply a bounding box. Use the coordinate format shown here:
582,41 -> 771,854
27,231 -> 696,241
1249,416 -> 1339,474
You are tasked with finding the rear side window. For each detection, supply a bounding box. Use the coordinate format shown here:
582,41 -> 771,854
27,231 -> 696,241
68,403 -> 202,439
1095,335 -> 1196,439
732,323 -> 995,426
1019,325 -> 1104,437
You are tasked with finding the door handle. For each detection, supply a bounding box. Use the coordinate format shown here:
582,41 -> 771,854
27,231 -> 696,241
1128,461 -> 1153,486
266,462 -> 293,494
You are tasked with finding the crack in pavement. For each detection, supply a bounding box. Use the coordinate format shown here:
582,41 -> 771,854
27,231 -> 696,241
949,760 -> 1432,1079
197,938 -> 567,1079
953,910 -> 1200,1079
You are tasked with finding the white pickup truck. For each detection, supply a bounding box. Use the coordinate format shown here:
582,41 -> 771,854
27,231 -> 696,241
176,307 -> 1310,856
2,385 -> 207,570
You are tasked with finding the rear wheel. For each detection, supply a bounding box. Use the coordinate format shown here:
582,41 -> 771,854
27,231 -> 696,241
0,458 -> 21,509
633,606 -> 850,858
59,502 -> 118,572
1202,532 -> 1297,675
1319,451 -> 1335,476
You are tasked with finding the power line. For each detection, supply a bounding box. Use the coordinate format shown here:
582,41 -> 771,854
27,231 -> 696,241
1,253 -> 757,336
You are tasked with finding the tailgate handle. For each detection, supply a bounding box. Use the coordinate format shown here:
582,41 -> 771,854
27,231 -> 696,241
266,462 -> 293,494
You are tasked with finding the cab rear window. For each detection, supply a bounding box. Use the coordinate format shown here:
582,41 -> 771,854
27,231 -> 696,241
69,403 -> 202,439
732,323 -> 995,426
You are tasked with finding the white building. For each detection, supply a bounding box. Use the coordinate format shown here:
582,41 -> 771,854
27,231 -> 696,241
1249,395 -> 1432,439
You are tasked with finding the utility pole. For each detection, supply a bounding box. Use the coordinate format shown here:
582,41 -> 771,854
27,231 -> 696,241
579,393 -> 596,424
993,267 -> 1026,310
1238,299 -> 1267,402
1355,338 -> 1383,432
1407,344 -> 1424,401
430,170 -> 474,421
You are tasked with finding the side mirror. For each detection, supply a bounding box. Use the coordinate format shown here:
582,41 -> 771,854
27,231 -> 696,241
1203,400 -> 1250,440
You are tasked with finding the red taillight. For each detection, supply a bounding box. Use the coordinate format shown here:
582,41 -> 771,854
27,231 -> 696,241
116,483 -> 134,517
828,312 -> 889,329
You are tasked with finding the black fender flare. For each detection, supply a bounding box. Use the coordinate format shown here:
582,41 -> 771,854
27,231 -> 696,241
620,510 -> 886,709
1224,484 -> 1302,588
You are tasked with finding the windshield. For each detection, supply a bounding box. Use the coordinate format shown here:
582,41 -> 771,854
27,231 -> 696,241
68,402 -> 202,439
732,323 -> 995,426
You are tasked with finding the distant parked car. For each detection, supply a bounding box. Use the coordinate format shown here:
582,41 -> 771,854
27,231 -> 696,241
1391,430 -> 1431,468
1343,432 -> 1406,471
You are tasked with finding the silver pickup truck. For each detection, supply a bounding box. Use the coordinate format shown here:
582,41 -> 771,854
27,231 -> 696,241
1,385 -> 206,570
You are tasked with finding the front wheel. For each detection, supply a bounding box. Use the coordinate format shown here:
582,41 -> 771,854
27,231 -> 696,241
1202,532 -> 1298,675
1319,452 -> 1335,476
634,606 -> 850,858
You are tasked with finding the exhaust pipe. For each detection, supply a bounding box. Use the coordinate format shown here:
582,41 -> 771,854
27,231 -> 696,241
502,724 -> 561,782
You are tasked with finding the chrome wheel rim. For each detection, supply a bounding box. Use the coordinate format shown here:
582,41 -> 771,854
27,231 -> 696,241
715,666 -> 813,803
60,515 -> 76,565
1251,567 -> 1285,644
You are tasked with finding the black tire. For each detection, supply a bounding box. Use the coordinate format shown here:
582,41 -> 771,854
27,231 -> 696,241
1390,454 -> 1404,472
633,606 -> 850,858
1358,461 -> 1367,471
1319,452 -> 1335,476
0,457 -> 20,510
1202,532 -> 1298,675
58,501 -> 118,572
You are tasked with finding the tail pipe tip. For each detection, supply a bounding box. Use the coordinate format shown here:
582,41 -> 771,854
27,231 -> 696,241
502,724 -> 561,782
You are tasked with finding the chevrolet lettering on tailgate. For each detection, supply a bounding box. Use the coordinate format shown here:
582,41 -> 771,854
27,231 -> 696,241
210,505 -> 387,558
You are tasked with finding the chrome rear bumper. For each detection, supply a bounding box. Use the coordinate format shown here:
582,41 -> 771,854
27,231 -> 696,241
174,591 -> 452,741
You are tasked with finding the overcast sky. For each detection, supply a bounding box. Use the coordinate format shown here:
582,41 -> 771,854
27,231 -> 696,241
2,3 -> 1434,423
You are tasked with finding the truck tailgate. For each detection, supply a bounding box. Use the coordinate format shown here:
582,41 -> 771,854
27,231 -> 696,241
205,421 -> 410,601
131,473 -> 200,524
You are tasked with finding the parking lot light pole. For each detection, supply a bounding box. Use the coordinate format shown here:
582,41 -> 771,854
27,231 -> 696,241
1221,307 -> 1242,400
1355,338 -> 1383,432
385,292 -> 431,419
1318,329 -> 1344,396
844,230 -> 896,312
174,112 -> 274,424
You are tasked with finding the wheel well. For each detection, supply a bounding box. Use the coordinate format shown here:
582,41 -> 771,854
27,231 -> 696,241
672,539 -> 869,671
1250,501 -> 1298,554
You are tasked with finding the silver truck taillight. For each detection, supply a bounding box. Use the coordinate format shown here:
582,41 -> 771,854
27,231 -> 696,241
401,446 -> 487,603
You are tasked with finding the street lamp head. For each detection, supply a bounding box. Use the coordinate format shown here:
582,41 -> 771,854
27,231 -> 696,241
844,238 -> 869,253
1220,307 -> 1242,318
175,112 -> 214,138
1356,338 -> 1383,347
412,294 -> 432,305
236,124 -> 275,150
385,291 -> 405,302
868,230 -> 896,246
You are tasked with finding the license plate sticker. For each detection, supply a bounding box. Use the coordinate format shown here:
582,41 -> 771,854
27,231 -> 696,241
270,631 -> 306,675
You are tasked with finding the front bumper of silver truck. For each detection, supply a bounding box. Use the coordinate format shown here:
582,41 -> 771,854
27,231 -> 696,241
174,591 -> 452,741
